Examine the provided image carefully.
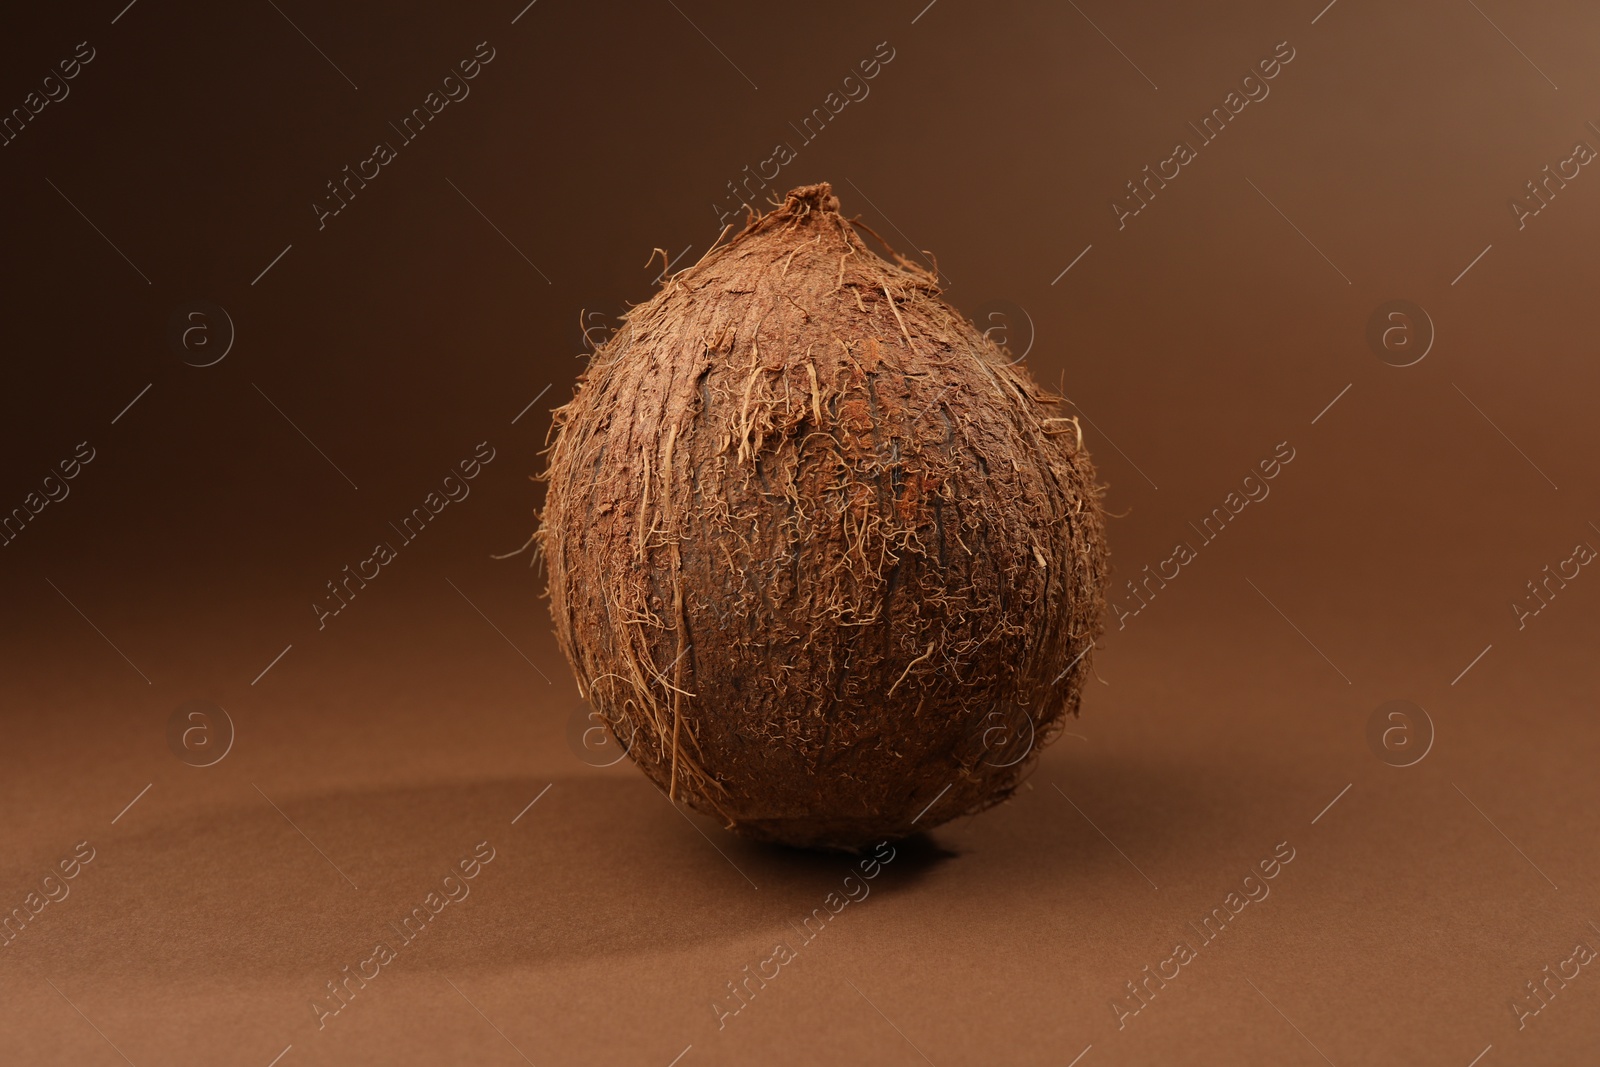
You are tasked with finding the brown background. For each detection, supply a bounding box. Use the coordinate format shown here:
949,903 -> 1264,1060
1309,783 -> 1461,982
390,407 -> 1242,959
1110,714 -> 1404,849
2,0 -> 1598,1064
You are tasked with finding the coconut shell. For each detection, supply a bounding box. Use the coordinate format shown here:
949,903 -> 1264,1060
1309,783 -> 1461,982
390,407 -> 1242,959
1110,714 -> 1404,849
538,183 -> 1108,850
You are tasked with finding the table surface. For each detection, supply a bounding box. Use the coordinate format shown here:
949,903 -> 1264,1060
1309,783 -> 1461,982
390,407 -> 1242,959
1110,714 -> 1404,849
3,546 -> 1596,1066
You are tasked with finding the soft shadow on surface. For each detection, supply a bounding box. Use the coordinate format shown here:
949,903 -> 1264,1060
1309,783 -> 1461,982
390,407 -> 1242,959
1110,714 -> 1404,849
0,775 -> 956,979
2,750 -> 1244,980
739,829 -> 959,876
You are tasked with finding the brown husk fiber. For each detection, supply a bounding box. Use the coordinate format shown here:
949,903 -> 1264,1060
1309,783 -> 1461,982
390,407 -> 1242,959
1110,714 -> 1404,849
537,183 -> 1108,850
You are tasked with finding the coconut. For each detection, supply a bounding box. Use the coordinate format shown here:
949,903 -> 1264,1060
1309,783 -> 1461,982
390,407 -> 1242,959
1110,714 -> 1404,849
538,183 -> 1108,850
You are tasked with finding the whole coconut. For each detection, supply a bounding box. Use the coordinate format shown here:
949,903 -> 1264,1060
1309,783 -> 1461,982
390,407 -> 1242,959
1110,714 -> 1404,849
539,183 -> 1108,850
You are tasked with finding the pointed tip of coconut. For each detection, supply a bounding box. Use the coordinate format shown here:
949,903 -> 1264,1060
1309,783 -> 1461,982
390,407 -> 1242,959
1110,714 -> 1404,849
781,182 -> 840,216
703,181 -> 854,269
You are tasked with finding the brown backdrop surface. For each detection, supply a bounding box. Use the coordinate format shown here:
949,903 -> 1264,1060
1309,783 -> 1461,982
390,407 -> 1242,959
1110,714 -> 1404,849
2,1 -> 1598,1064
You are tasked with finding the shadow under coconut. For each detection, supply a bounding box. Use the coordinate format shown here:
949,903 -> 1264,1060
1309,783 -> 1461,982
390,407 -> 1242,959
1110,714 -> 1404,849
0,775 -> 951,981
730,828 -> 960,883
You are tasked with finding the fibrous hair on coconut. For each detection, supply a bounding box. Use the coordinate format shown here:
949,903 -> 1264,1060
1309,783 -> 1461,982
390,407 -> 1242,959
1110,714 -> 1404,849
537,182 -> 1108,851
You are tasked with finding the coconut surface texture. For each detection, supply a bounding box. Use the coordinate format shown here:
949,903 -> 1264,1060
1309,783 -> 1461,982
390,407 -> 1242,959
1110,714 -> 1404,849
539,183 -> 1108,850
